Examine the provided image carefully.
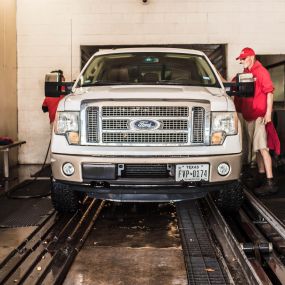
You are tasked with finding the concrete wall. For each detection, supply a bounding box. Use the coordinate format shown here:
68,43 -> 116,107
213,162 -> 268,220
0,0 -> 17,166
17,0 -> 285,163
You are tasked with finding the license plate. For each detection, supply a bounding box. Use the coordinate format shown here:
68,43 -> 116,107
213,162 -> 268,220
175,164 -> 209,182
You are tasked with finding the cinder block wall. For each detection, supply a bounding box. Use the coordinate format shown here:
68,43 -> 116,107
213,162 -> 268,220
17,0 -> 285,163
0,0 -> 17,167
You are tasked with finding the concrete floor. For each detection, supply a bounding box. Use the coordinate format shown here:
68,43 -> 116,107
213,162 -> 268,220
1,163 -> 284,284
64,203 -> 187,285
0,227 -> 36,262
0,164 -> 45,264
0,166 -> 188,285
64,247 -> 187,285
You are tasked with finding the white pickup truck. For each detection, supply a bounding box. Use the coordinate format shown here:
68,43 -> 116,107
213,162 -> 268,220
50,47 -> 245,212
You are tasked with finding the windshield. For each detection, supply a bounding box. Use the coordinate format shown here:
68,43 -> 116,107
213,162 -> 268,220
77,52 -> 220,88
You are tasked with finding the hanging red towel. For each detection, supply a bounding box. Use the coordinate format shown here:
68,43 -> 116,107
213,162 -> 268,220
0,137 -> 13,145
266,122 -> 280,155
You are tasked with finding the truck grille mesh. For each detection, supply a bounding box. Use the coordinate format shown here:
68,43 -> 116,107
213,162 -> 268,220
192,107 -> 205,143
102,133 -> 188,144
85,105 -> 206,145
102,119 -> 188,130
161,120 -> 188,130
122,164 -> 168,178
102,120 -> 129,130
102,106 -> 188,117
86,107 -> 99,143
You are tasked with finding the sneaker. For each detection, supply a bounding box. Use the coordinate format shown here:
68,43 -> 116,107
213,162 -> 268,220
253,178 -> 278,196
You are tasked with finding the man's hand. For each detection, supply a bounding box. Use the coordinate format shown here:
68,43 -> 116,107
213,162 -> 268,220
262,111 -> 271,124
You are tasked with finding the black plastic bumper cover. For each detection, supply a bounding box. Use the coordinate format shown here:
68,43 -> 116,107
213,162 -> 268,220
55,180 -> 238,202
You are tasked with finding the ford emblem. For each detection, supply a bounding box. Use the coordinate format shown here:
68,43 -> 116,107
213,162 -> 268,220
131,119 -> 160,130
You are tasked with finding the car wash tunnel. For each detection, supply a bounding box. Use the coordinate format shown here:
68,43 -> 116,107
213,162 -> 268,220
2,1 -> 285,285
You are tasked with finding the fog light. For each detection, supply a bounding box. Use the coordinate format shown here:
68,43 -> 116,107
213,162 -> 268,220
62,162 -> 75,176
217,163 -> 230,176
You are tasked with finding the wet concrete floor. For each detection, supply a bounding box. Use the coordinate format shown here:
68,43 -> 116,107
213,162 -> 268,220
64,202 -> 187,285
0,227 -> 36,262
0,165 -> 43,263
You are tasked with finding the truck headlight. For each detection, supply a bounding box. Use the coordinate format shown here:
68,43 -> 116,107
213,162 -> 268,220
54,112 -> 80,144
211,112 -> 238,145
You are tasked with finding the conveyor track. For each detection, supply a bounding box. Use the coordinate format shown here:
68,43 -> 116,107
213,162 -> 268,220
0,198 -> 105,285
176,200 -> 230,285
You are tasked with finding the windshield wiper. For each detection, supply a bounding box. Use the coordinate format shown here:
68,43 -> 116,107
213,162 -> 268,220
80,80 -> 129,87
157,80 -> 192,85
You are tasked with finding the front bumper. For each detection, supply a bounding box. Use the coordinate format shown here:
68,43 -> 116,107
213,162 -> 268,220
51,152 -> 242,182
51,152 -> 242,202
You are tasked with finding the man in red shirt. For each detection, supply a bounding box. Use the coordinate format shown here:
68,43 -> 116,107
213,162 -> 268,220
235,47 -> 278,196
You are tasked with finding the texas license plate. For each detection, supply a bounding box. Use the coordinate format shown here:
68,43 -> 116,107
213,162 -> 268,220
175,164 -> 209,182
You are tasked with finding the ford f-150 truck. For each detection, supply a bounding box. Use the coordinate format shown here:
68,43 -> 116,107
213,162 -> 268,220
49,47 -> 245,212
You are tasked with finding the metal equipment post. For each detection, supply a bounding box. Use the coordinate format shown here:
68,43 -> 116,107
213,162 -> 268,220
3,148 -> 9,178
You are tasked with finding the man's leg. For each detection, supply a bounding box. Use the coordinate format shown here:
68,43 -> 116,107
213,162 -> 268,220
254,148 -> 278,195
259,148 -> 273,178
253,118 -> 278,195
241,120 -> 264,189
256,151 -> 265,173
250,150 -> 266,189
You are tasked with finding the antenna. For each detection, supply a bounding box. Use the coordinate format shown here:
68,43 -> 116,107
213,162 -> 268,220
70,18 -> 73,80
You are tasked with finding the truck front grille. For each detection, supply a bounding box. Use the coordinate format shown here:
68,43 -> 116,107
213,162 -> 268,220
84,103 -> 208,145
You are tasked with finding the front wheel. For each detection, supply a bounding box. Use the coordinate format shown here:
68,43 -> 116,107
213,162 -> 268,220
51,181 -> 80,213
213,181 -> 244,213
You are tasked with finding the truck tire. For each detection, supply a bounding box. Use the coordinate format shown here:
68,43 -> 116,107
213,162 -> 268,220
214,181 -> 244,213
51,181 -> 79,213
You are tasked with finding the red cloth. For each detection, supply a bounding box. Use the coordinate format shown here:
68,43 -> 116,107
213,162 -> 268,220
234,60 -> 274,121
0,137 -> 13,145
266,122 -> 280,155
42,95 -> 65,123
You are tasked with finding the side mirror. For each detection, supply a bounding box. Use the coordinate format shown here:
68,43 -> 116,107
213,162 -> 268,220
44,73 -> 73,97
224,73 -> 255,97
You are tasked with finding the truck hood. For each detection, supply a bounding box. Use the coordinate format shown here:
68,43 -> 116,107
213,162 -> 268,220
58,85 -> 233,111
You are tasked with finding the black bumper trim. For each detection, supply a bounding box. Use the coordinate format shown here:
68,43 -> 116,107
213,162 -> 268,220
54,180 -> 239,202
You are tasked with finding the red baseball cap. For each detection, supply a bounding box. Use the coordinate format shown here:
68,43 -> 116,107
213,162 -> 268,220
236,47 -> 256,60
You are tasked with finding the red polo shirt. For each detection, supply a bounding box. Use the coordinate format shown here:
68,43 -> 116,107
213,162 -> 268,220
234,60 -> 274,121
